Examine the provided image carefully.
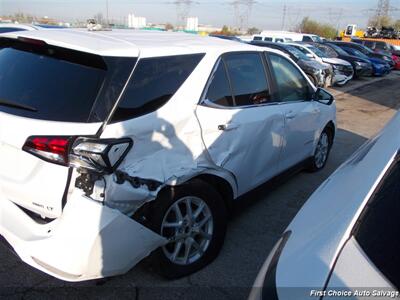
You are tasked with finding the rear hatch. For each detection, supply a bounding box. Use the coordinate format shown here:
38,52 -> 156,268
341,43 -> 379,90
0,36 -> 134,219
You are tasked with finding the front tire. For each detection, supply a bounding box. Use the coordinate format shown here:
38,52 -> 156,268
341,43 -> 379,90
308,129 -> 333,172
148,179 -> 227,279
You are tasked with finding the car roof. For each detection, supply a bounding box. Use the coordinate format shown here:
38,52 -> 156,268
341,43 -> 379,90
276,111 -> 400,290
1,29 -> 260,57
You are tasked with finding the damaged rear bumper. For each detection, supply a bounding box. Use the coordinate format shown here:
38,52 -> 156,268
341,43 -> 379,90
0,192 -> 166,281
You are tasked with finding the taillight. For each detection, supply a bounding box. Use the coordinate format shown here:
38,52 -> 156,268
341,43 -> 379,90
23,136 -> 133,173
23,136 -> 72,166
69,138 -> 133,173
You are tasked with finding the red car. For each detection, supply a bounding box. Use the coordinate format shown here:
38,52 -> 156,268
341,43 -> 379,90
392,54 -> 400,70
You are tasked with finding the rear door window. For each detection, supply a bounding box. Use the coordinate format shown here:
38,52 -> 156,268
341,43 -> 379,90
204,61 -> 234,106
111,54 -> 204,122
268,53 -> 312,102
0,42 -> 106,122
354,158 -> 400,289
224,52 -> 271,106
302,36 -> 313,42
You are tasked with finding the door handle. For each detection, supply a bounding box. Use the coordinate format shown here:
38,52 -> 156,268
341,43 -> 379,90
218,123 -> 239,131
285,111 -> 297,119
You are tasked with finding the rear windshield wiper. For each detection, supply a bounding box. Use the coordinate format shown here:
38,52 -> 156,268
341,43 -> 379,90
0,99 -> 37,112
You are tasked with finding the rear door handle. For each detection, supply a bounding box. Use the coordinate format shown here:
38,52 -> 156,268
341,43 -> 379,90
218,123 -> 239,131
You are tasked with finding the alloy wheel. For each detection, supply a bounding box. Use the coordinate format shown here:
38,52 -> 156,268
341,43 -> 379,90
315,132 -> 329,169
161,196 -> 214,265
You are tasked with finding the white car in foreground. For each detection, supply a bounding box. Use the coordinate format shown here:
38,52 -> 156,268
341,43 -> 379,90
249,111 -> 400,300
0,29 -> 336,281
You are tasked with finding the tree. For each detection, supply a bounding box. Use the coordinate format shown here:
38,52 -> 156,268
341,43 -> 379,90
296,17 -> 337,39
368,15 -> 392,28
165,23 -> 174,31
247,27 -> 260,35
393,19 -> 400,31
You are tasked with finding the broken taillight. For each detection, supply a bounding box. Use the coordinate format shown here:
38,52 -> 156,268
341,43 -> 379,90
22,136 -> 72,166
69,138 -> 133,173
23,136 -> 133,173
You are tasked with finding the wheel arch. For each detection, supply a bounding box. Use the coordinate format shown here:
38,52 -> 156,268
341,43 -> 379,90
324,120 -> 336,143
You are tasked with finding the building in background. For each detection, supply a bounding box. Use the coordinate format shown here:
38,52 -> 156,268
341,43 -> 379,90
128,13 -> 146,29
186,17 -> 199,31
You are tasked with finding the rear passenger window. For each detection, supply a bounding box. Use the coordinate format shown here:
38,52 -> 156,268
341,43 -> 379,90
253,36 -> 262,41
268,53 -> 312,102
302,36 -> 313,42
264,37 -> 273,41
224,53 -> 271,106
205,62 -> 234,106
355,159 -> 400,289
111,54 -> 204,122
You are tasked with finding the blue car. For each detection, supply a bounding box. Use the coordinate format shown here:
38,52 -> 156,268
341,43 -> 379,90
342,46 -> 391,76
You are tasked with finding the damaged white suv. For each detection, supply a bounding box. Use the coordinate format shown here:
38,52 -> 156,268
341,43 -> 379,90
0,30 -> 336,281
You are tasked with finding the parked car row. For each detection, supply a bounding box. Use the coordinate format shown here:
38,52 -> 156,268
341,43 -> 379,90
247,35 -> 398,88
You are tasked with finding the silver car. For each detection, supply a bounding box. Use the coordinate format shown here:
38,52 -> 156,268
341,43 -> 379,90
249,111 -> 400,300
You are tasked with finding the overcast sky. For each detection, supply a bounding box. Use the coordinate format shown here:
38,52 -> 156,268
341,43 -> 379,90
1,0 -> 400,30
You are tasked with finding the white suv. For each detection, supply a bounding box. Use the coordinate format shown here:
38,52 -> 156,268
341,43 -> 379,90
0,29 -> 336,281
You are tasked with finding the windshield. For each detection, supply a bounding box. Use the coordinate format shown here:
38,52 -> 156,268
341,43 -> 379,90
328,43 -> 349,56
311,35 -> 322,42
344,47 -> 369,59
357,44 -> 373,54
284,45 -> 311,61
306,45 -> 328,58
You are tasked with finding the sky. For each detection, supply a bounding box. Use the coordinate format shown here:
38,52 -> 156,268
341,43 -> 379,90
1,0 -> 400,30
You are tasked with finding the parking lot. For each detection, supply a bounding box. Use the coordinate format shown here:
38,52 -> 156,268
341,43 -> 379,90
1,72 -> 399,300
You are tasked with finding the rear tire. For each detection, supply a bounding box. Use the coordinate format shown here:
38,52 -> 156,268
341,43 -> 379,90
148,179 -> 227,279
308,128 -> 333,172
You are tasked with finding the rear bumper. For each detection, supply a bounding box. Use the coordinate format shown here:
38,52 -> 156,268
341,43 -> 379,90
0,192 -> 166,281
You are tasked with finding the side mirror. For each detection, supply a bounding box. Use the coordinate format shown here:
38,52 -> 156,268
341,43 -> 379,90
313,88 -> 334,105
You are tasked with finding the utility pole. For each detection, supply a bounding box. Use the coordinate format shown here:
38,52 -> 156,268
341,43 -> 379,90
106,0 -> 109,26
281,4 -> 287,30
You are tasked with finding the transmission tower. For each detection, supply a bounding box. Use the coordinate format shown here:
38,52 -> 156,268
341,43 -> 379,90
230,0 -> 256,32
371,0 -> 391,27
173,0 -> 196,28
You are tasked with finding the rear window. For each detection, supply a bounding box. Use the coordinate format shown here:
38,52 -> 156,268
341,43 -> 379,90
0,41 -> 106,122
111,54 -> 204,122
354,157 -> 400,289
